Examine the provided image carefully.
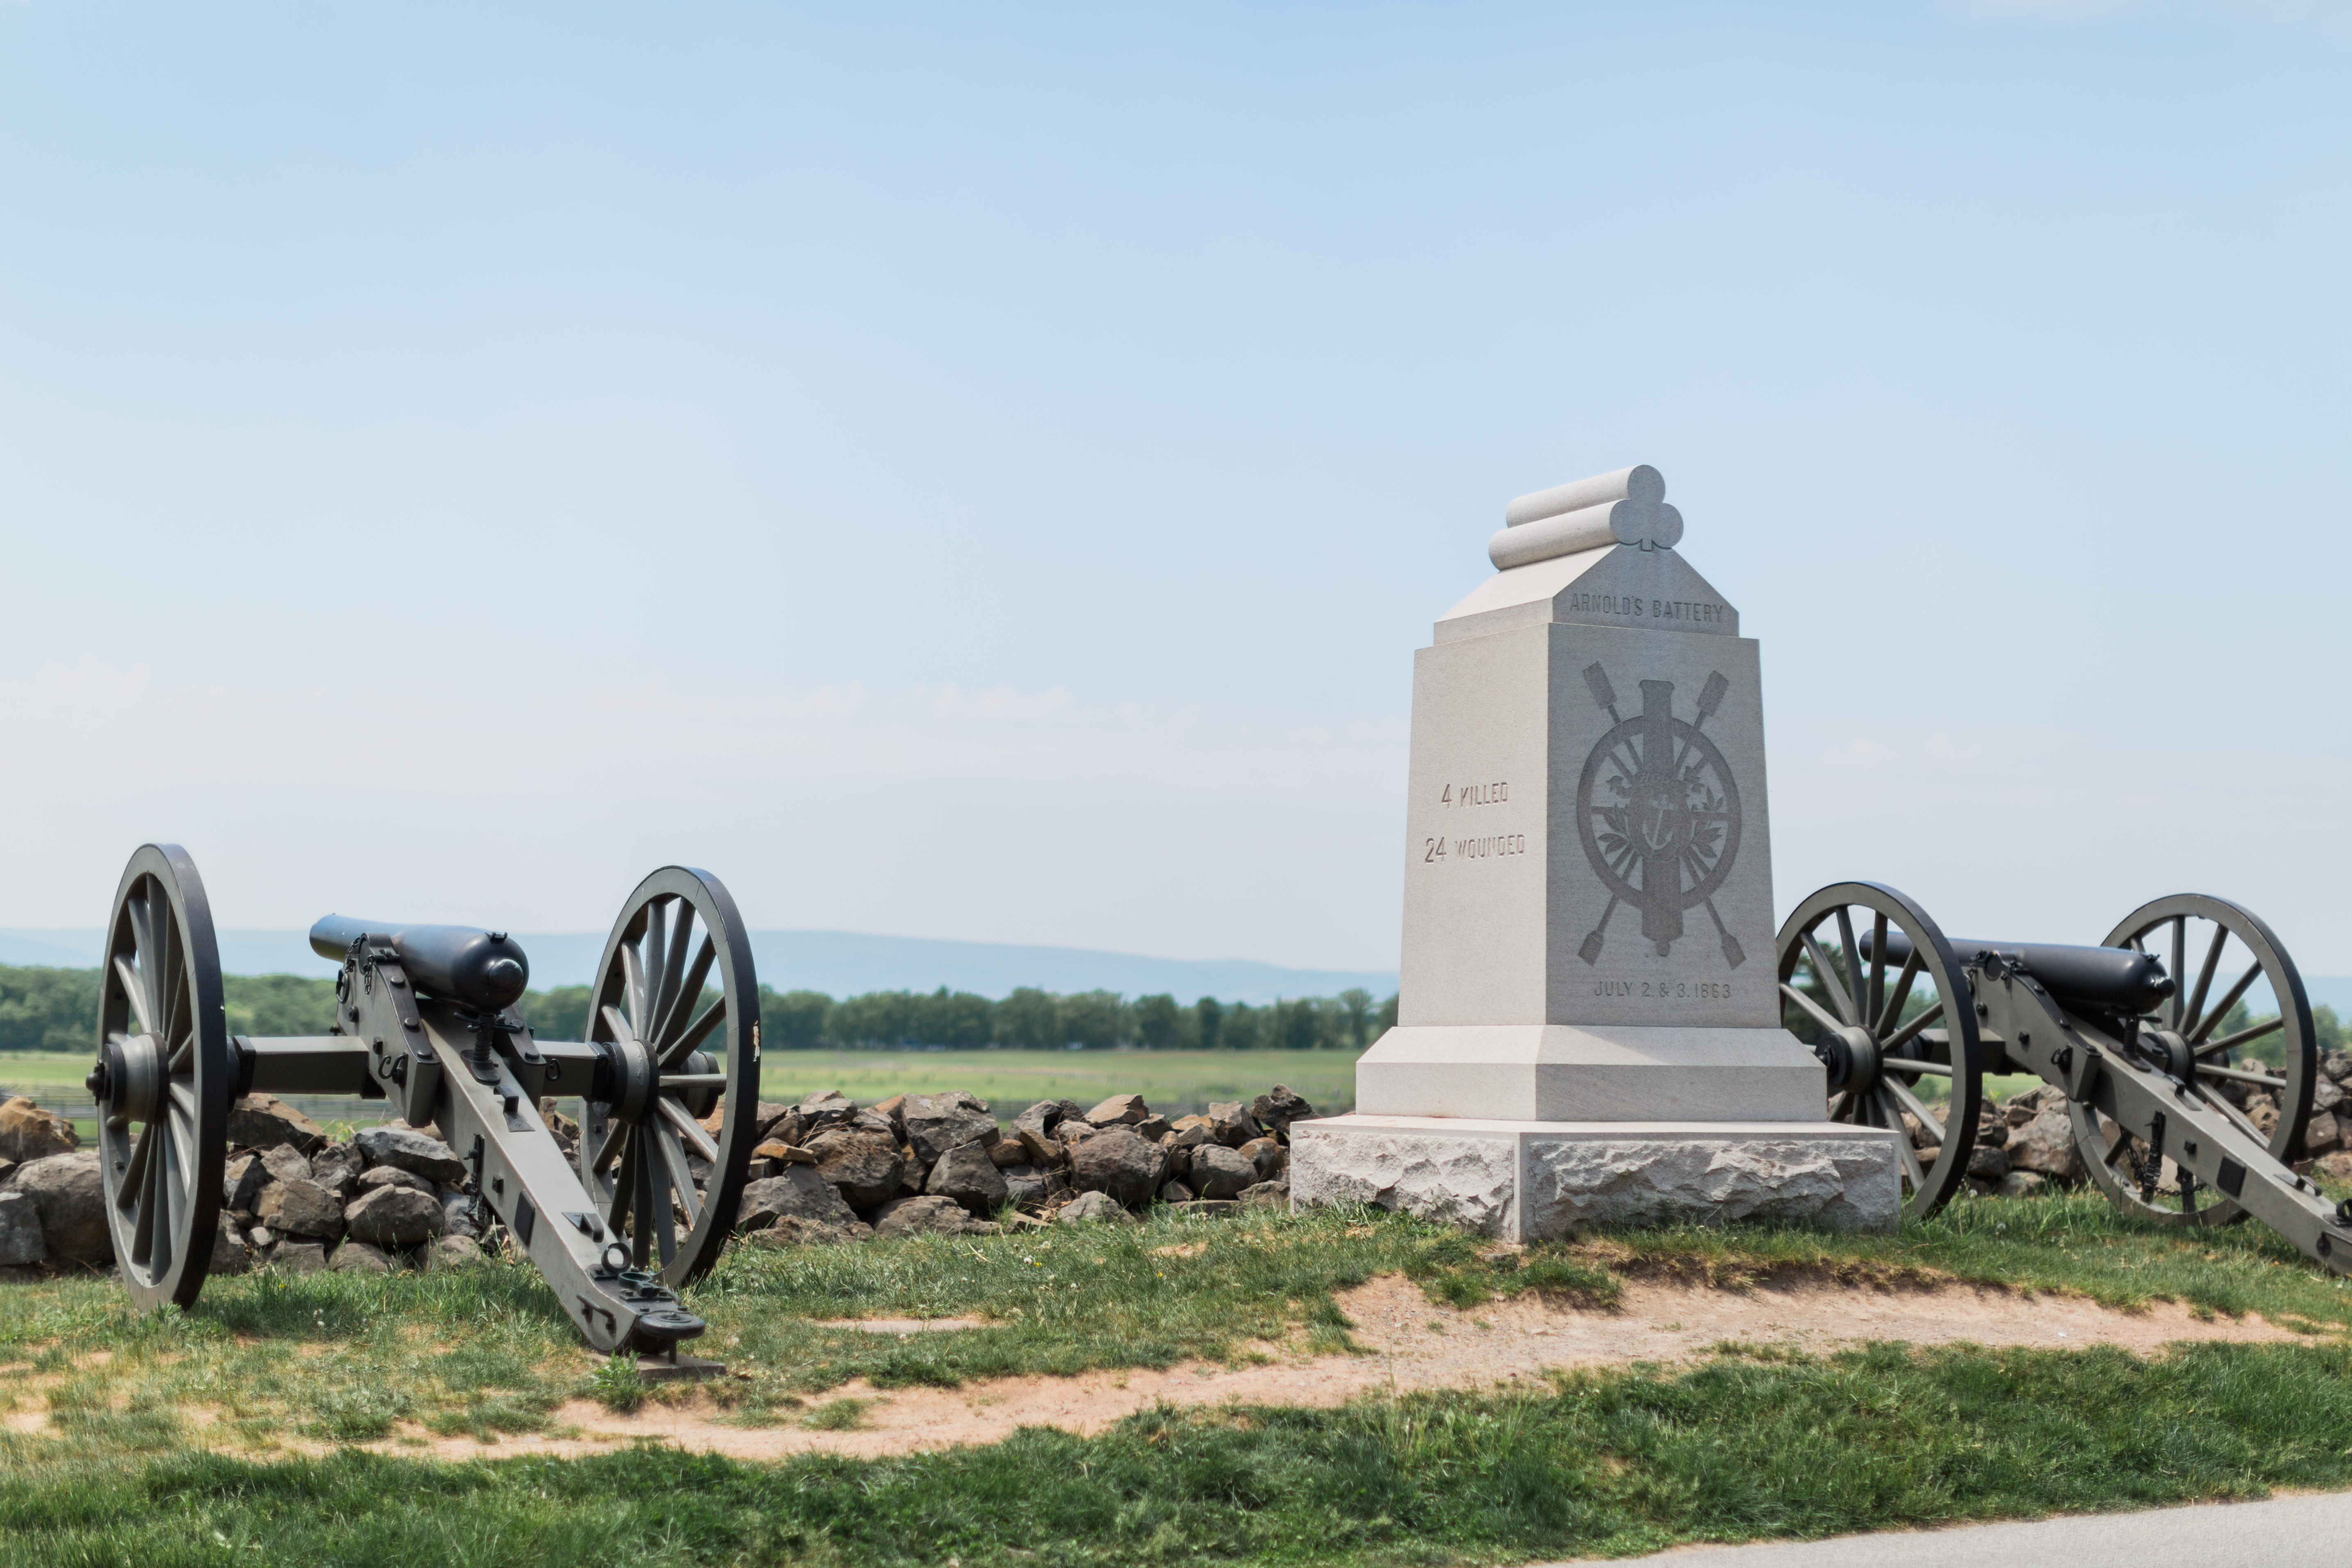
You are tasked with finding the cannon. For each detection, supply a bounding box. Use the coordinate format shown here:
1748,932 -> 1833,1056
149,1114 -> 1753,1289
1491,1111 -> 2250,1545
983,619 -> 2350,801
1777,882 -> 2352,1273
85,843 -> 762,1370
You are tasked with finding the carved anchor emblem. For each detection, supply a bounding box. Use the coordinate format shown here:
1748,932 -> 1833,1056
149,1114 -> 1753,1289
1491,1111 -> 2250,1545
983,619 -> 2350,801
1575,663 -> 1745,968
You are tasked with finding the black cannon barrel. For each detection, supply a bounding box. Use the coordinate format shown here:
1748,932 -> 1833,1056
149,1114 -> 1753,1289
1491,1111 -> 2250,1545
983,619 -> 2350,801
1862,929 -> 2174,1015
309,916 -> 531,1012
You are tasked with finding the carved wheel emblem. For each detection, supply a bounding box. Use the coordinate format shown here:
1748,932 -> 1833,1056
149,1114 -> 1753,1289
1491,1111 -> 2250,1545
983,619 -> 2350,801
1574,663 -> 1745,969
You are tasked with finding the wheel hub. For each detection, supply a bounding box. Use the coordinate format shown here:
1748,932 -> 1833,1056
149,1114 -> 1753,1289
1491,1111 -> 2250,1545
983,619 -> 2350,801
2143,1026 -> 2195,1080
92,1034 -> 165,1123
601,1031 -> 657,1123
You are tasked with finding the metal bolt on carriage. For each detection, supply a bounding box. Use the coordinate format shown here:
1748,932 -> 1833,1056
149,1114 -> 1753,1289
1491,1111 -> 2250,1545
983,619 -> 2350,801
1778,881 -> 2352,1272
85,843 -> 762,1372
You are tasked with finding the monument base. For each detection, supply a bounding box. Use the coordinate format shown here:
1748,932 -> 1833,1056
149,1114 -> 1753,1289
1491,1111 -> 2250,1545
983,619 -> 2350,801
1290,1115 -> 1903,1238
1355,1025 -> 1826,1122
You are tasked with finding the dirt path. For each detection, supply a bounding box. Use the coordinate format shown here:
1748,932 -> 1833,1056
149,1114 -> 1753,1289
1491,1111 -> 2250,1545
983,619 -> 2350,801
360,1274 -> 2310,1463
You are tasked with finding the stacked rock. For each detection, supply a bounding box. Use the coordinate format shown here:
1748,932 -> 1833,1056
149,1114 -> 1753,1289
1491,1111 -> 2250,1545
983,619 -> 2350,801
0,1092 -> 487,1278
0,1082 -> 1317,1276
732,1085 -> 1311,1246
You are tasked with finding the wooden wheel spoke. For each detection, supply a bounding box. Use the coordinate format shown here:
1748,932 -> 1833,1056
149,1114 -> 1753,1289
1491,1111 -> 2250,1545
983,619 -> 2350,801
1875,946 -> 1923,1038
1833,908 -> 1864,1027
1883,1075 -> 1947,1146
114,956 -> 155,1036
1881,1056 -> 1952,1077
117,1123 -> 155,1210
633,1139 -> 659,1264
589,1115 -> 628,1175
660,998 -> 726,1070
1882,1000 -> 1946,1055
2195,1062 -> 2287,1090
2197,1015 -> 2284,1059
619,946 -> 649,1039
2181,922 -> 2229,1041
653,936 -> 717,1053
1865,913 -> 1888,1036
656,1095 -> 720,1162
1801,932 -> 1858,1026
648,906 -> 687,1050
2168,916 -> 2186,1031
600,1005 -> 638,1047
2188,963 -> 2264,1047
653,1127 -> 704,1229
1781,981 -> 1847,1038
1826,1091 -> 1849,1121
604,1137 -> 638,1233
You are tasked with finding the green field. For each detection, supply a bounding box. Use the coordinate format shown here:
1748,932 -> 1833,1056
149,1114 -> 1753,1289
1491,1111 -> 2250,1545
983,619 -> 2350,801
0,1048 -> 1358,1140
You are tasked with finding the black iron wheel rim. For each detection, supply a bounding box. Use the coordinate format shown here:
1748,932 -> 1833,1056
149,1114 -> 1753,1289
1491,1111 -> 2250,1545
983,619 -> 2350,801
578,866 -> 760,1286
95,844 -> 229,1311
2072,893 -> 2317,1229
1775,881 -> 1983,1222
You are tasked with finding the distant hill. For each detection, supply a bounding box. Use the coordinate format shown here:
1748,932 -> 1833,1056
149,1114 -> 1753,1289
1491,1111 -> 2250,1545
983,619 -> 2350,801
0,927 -> 1396,1006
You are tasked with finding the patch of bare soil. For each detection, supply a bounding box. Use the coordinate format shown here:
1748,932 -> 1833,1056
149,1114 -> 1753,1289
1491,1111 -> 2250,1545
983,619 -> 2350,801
337,1274 -> 2309,1464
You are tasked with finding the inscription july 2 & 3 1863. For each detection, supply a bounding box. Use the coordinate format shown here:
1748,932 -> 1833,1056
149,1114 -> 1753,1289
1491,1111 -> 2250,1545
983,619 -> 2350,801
1421,778 -> 1530,865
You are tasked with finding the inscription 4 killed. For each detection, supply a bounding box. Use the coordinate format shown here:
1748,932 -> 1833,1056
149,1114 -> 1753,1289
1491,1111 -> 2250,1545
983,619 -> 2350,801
1423,779 -> 1530,864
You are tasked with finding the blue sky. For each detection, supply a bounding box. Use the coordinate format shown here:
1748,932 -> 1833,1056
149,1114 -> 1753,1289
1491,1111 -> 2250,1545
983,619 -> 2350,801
2,2 -> 2348,972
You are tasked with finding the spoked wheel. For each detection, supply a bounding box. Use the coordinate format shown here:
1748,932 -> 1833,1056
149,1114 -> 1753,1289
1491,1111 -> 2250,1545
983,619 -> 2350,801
89,844 -> 230,1310
2072,894 -> 2317,1229
579,867 -> 760,1286
1776,883 -> 1985,1221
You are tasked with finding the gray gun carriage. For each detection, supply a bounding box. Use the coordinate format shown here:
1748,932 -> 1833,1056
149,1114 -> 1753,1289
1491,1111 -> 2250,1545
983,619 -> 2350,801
84,843 -> 763,1371
1779,882 -> 2352,1273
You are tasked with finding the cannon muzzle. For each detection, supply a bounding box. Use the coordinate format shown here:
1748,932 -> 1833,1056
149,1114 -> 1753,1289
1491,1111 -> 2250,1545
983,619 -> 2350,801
1863,929 -> 2175,1015
309,916 -> 531,1012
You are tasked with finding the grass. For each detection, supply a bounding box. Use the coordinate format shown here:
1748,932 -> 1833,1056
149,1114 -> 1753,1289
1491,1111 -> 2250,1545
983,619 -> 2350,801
6,1340 -> 2352,1566
6,1194 -> 2352,1560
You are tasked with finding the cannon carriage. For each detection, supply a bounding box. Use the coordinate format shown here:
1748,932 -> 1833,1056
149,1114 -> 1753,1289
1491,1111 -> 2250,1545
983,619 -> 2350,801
86,843 -> 761,1369
1777,881 -> 2352,1272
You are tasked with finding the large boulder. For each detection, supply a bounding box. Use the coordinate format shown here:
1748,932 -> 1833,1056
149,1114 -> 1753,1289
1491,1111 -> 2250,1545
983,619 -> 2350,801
901,1093 -> 998,1167
872,1195 -> 999,1238
0,1188 -> 47,1266
226,1094 -> 326,1156
1056,1190 -> 1130,1225
259,1177 -> 346,1242
209,1214 -> 250,1276
1250,1086 -> 1314,1138
1000,1164 -> 1059,1210
271,1240 -> 329,1274
354,1126 -> 466,1185
1188,1143 -> 1257,1200
345,1184 -> 447,1247
927,1139 -> 1009,1218
309,1142 -> 362,1198
0,1097 -> 76,1162
1082,1093 -> 1150,1128
356,1165 -> 435,1198
1206,1102 -> 1261,1147
430,1234 -> 487,1270
1068,1127 -> 1166,1208
329,1239 -> 394,1274
806,1129 -> 906,1209
2005,1110 -> 2084,1182
739,1166 -> 862,1231
1239,1179 -> 1290,1210
14,1151 -> 108,1263
442,1191 -> 483,1238
1238,1137 -> 1289,1179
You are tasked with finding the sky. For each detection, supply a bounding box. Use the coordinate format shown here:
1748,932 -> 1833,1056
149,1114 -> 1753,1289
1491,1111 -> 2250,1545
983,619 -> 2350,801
2,1 -> 2350,976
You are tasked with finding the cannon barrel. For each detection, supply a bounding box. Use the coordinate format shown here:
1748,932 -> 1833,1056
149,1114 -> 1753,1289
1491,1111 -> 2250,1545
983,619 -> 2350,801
309,916 -> 530,1012
1863,929 -> 2175,1015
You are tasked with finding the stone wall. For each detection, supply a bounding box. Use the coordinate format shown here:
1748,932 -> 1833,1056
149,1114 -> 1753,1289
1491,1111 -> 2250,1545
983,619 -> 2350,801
0,1083 -> 1313,1276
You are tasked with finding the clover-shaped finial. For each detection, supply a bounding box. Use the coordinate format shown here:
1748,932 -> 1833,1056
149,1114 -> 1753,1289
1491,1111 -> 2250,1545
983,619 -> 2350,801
1489,464 -> 1683,571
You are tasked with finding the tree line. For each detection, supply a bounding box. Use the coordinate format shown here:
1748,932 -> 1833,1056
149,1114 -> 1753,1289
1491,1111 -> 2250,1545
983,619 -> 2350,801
0,963 -> 1399,1054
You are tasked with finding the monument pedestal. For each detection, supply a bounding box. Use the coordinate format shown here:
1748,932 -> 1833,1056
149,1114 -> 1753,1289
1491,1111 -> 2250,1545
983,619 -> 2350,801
1293,1116 -> 1901,1238
1291,464 -> 1901,1235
